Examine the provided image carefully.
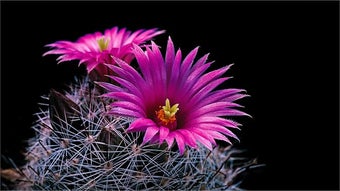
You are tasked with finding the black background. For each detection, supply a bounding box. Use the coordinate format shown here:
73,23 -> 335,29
1,1 -> 339,190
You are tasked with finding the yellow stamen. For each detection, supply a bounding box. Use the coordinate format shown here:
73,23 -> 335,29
156,98 -> 179,126
97,37 -> 109,52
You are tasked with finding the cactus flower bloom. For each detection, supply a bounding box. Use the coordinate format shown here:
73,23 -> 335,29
43,26 -> 165,77
98,37 -> 249,154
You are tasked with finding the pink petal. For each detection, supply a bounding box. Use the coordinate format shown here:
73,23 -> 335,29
191,128 -> 217,146
133,44 -> 152,82
202,89 -> 247,105
101,92 -> 144,108
173,132 -> 186,155
223,109 -> 251,117
111,57 -> 147,88
191,66 -> 231,94
181,47 -> 199,78
159,126 -> 170,143
167,49 -> 182,98
223,94 -> 250,102
165,36 -> 175,79
108,108 -> 143,118
109,76 -> 144,98
165,133 -> 175,150
189,102 -> 243,119
128,118 -> 157,132
191,53 -> 210,71
110,101 -> 145,116
198,124 -> 239,141
206,131 -> 232,144
186,116 -> 241,129
143,126 -> 160,144
177,129 -> 197,148
192,132 -> 213,151
95,82 -> 123,92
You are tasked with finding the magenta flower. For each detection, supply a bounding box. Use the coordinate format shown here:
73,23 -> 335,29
43,26 -> 165,77
97,37 -> 249,154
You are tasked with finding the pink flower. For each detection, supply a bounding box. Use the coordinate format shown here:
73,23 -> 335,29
43,26 -> 164,78
97,37 -> 249,154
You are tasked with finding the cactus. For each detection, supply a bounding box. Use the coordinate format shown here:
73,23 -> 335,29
1,26 -> 263,190
1,76 -> 260,190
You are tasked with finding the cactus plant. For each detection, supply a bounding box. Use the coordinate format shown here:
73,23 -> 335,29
1,77 -> 260,190
1,26 -> 263,190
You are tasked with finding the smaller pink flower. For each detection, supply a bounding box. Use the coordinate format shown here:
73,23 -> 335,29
43,26 -> 165,78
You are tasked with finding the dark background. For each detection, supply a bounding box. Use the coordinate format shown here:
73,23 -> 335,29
1,1 -> 339,190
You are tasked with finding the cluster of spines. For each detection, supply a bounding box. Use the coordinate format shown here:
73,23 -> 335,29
5,77 -> 258,190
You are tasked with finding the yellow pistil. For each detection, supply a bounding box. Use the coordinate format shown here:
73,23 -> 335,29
97,37 -> 109,52
156,98 -> 179,126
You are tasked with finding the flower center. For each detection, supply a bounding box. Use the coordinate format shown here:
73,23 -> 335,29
97,37 -> 109,52
155,98 -> 179,130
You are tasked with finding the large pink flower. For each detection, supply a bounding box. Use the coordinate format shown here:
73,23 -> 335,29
43,26 -> 164,78
97,37 -> 249,154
